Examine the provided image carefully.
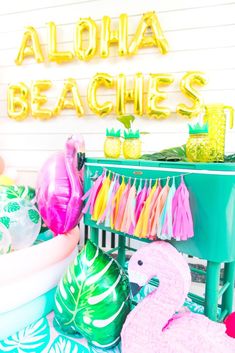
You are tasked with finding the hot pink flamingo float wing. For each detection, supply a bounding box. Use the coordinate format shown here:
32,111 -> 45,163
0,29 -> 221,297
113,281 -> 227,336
121,241 -> 235,353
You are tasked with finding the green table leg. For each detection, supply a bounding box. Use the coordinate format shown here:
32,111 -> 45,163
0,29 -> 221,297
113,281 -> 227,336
90,226 -> 99,245
205,261 -> 221,321
221,261 -> 235,316
117,236 -> 126,268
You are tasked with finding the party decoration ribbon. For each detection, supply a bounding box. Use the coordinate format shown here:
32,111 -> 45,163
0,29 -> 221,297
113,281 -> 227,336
83,169 -> 194,241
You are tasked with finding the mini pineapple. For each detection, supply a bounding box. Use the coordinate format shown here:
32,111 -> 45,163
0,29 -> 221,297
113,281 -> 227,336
123,129 -> 142,159
104,128 -> 121,159
186,123 -> 212,162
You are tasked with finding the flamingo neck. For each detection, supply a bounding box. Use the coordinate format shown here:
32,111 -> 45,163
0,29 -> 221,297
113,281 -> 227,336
65,141 -> 79,176
129,279 -> 186,333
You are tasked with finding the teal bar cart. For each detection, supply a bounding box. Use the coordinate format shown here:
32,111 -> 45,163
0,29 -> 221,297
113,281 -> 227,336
83,157 -> 235,322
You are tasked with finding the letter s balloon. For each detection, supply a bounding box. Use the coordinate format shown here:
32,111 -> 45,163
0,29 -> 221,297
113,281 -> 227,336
36,135 -> 85,234
177,71 -> 207,119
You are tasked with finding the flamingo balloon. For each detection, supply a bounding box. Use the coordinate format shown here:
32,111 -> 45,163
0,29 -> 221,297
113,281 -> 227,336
36,134 -> 85,235
121,241 -> 235,353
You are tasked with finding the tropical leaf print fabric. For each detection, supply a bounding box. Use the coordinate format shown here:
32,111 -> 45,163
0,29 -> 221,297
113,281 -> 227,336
0,290 -> 206,353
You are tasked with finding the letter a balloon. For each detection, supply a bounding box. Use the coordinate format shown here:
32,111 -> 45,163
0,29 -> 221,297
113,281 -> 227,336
36,135 -> 85,235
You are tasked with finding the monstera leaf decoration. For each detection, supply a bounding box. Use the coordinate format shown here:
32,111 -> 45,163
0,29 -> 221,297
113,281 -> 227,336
0,185 -> 35,202
54,240 -> 131,350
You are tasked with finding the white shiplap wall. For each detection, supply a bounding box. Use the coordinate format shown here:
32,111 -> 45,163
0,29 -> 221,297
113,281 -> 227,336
0,0 -> 235,185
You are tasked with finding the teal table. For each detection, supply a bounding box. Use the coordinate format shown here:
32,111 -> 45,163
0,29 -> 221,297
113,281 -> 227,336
83,158 -> 235,322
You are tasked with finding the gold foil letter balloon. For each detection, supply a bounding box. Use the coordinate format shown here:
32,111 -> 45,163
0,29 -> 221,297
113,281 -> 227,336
129,12 -> 168,56
31,80 -> 53,120
15,26 -> 44,65
177,71 -> 207,119
54,78 -> 84,116
147,73 -> 174,119
74,18 -> 97,61
87,73 -> 114,116
48,22 -> 74,63
100,14 -> 128,58
8,83 -> 29,121
116,73 -> 144,116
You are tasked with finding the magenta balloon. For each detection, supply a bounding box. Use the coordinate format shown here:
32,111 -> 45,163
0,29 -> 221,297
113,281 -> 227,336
36,135 -> 84,234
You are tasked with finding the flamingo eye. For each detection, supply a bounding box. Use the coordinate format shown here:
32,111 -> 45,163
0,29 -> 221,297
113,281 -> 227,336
138,260 -> 143,266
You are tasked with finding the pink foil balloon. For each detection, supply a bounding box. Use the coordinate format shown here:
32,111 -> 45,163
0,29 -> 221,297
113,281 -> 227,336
36,135 -> 84,234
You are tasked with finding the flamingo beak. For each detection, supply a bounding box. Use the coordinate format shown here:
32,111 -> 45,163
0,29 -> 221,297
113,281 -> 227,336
130,282 -> 142,297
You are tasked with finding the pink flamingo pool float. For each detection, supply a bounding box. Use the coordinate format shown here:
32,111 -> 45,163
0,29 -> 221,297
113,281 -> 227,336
121,241 -> 235,353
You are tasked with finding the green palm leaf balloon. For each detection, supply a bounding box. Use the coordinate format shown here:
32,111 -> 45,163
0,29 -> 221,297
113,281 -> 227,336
54,240 -> 131,350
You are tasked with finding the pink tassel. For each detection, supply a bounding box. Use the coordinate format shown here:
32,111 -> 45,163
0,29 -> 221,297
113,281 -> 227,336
135,181 -> 148,221
82,172 -> 104,215
172,176 -> 194,241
